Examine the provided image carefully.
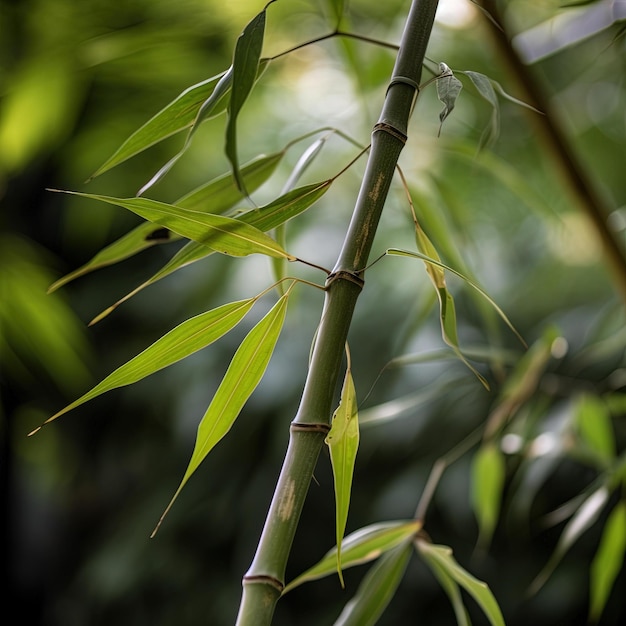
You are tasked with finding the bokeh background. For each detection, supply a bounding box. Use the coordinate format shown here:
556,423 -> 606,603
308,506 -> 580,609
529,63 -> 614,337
2,0 -> 626,624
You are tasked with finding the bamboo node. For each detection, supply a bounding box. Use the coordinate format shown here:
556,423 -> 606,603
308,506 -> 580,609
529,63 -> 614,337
325,270 -> 365,290
372,122 -> 408,144
290,422 -> 331,434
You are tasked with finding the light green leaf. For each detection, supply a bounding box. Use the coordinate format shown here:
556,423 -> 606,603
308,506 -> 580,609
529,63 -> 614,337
574,394 -> 616,463
461,70 -> 500,147
283,520 -> 421,593
326,361 -> 360,586
54,191 -> 295,260
226,2 -> 274,193
334,542 -> 413,626
436,63 -> 463,135
423,555 -> 471,626
416,539 -> 505,626
471,443 -> 506,549
152,287 -> 291,536
29,298 -> 256,434
589,500 -> 626,622
90,180 -> 332,323
530,486 -> 611,594
325,0 -> 346,26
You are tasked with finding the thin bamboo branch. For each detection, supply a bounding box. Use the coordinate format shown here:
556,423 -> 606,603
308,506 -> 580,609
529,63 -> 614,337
235,1 -> 440,624
477,0 -> 626,306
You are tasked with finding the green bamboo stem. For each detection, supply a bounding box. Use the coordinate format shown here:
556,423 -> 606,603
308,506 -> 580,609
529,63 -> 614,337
477,0 -> 626,306
235,1 -> 439,624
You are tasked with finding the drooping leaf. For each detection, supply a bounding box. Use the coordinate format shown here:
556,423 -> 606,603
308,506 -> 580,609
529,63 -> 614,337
226,2 -> 275,193
471,443 -> 506,549
436,63 -> 463,135
530,486 -> 611,594
574,394 -> 616,463
53,191 -> 295,260
333,542 -> 413,626
462,70 -> 499,146
152,287 -> 291,536
90,180 -> 332,323
589,500 -> 626,622
283,520 -> 421,593
416,539 -> 505,626
326,360 -> 360,586
423,553 -> 471,626
29,298 -> 256,435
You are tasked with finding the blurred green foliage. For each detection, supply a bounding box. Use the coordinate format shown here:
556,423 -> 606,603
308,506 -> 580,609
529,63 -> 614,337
2,0 -> 625,624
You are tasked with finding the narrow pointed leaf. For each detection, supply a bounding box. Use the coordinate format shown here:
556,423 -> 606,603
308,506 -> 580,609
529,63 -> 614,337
55,191 -> 294,260
423,556 -> 471,626
152,289 -> 290,535
283,520 -> 421,593
530,486 -> 611,594
589,500 -> 626,622
416,540 -> 505,626
471,443 -> 506,549
226,2 -> 274,193
90,180 -> 331,323
461,71 -> 499,146
30,298 -> 256,433
334,542 -> 413,626
326,364 -> 360,586
437,63 -> 463,134
574,394 -> 616,463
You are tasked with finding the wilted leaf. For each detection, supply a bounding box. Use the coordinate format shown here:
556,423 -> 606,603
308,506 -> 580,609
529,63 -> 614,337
589,500 -> 626,622
283,520 -> 421,593
152,287 -> 291,536
574,394 -> 616,463
416,539 -> 505,626
333,542 -> 413,626
437,63 -> 463,135
29,298 -> 256,434
326,360 -> 360,586
471,443 -> 506,549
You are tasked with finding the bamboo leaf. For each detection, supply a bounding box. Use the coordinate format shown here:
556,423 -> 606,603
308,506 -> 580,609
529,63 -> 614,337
325,0 -> 346,25
530,486 -> 611,594
574,394 -> 616,463
90,180 -> 332,323
423,555 -> 471,626
589,500 -> 626,622
333,542 -> 413,626
326,359 -> 360,586
53,191 -> 295,260
152,288 -> 291,536
461,70 -> 500,146
29,298 -> 256,434
471,443 -> 506,549
226,2 -> 274,193
283,520 -> 421,593
436,63 -> 463,135
416,539 -> 505,626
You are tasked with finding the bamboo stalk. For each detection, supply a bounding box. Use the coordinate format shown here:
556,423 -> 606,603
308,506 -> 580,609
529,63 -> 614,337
235,1 -> 440,624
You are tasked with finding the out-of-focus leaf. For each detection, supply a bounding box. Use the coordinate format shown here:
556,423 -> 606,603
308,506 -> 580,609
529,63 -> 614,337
325,0 -> 346,25
471,443 -> 506,549
424,552 -> 471,626
54,191 -> 295,260
574,394 -> 616,463
333,542 -> 412,626
152,287 -> 291,536
283,520 -> 421,593
326,361 -> 360,586
437,63 -> 463,135
416,539 -> 505,626
226,2 -> 275,193
530,486 -> 611,594
90,180 -> 331,323
462,70 -> 499,147
589,500 -> 626,622
29,298 -> 256,435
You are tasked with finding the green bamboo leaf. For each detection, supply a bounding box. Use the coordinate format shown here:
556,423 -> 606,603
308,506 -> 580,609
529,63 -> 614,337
89,71 -> 230,178
326,360 -> 360,586
89,180 -> 332,324
461,70 -> 500,146
423,554 -> 471,626
530,486 -> 611,594
334,542 -> 413,626
29,298 -> 256,435
471,443 -> 506,549
589,500 -> 626,622
325,0 -> 346,25
416,539 -> 505,626
283,520 -> 421,594
54,191 -> 295,260
152,287 -> 291,536
436,63 -> 463,135
226,2 -> 275,193
574,394 -> 616,463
